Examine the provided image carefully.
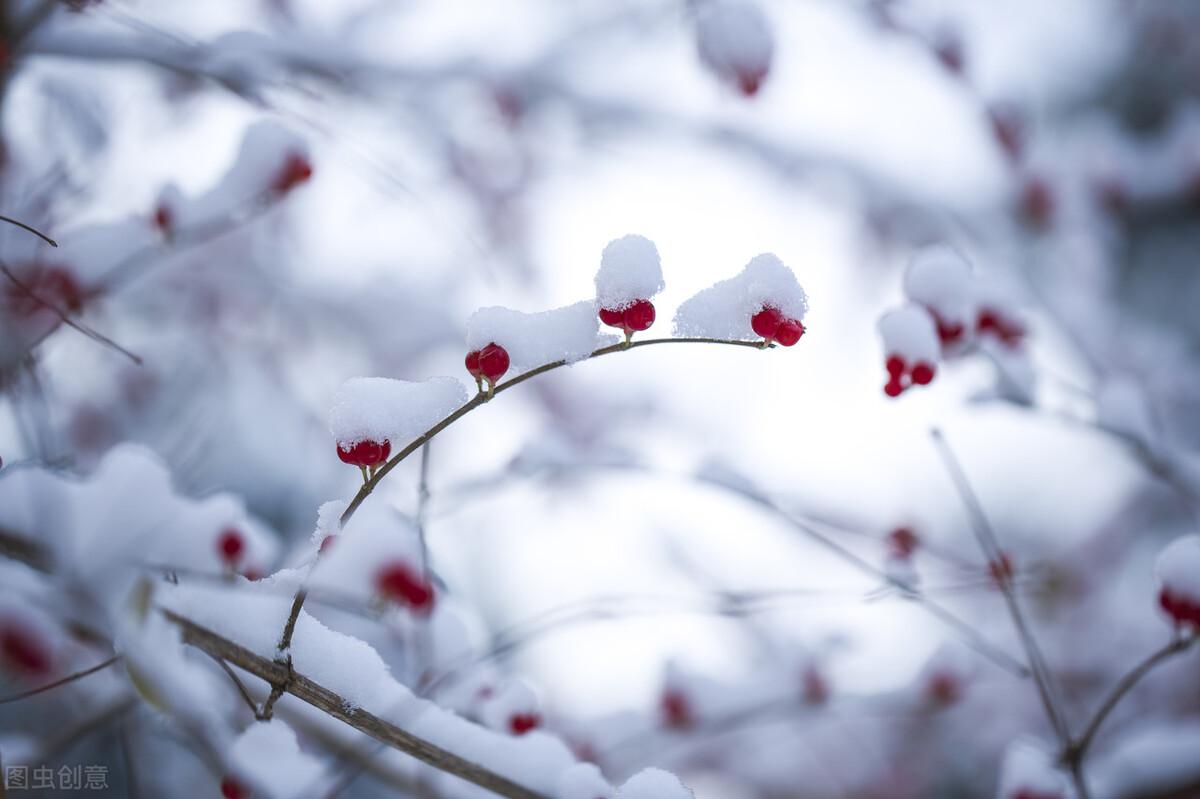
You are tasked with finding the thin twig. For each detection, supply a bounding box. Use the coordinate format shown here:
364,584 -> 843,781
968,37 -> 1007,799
0,214 -> 57,247
1067,633 -> 1197,765
0,264 -> 143,365
206,653 -> 263,718
929,429 -> 1080,790
0,654 -> 121,704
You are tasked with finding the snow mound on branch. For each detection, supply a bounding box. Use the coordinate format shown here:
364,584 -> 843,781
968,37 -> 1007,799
157,120 -> 311,229
673,253 -> 808,339
558,763 -> 615,799
595,235 -> 665,311
696,2 -> 774,94
878,305 -> 940,363
620,768 -> 695,799
328,376 -> 466,448
227,721 -> 326,799
0,445 -> 277,607
904,244 -> 975,325
307,502 -> 423,603
466,301 -> 608,372
479,679 -> 540,732
1156,535 -> 1200,602
996,739 -> 1073,799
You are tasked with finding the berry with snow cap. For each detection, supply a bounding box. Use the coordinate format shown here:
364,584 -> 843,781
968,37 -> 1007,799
337,438 -> 391,468
750,304 -> 804,347
878,306 -> 940,397
696,1 -> 775,97
271,152 -> 313,195
660,687 -> 695,730
595,235 -> 665,344
1156,535 -> 1200,630
220,778 -> 249,799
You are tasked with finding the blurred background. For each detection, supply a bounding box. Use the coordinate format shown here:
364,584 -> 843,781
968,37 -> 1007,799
1,0 -> 1199,797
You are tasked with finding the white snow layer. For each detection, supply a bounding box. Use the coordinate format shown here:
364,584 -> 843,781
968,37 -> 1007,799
466,301 -> 607,372
878,305 -> 940,363
673,253 -> 807,339
328,376 -> 466,447
595,235 -> 665,310
696,3 -> 774,84
1156,535 -> 1200,600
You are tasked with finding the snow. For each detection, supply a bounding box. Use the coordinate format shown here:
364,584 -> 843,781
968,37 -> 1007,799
996,739 -> 1072,799
227,721 -> 326,799
672,253 -> 808,339
157,120 -> 310,229
594,235 -> 665,311
558,763 -> 615,799
1090,720 -> 1200,799
1096,376 -> 1161,456
877,305 -> 940,363
306,502 -> 423,603
310,499 -> 348,548
479,679 -> 540,732
328,376 -> 467,448
466,301 -> 610,372
904,244 -> 975,325
695,2 -> 774,89
1156,535 -> 1200,601
619,768 -> 695,799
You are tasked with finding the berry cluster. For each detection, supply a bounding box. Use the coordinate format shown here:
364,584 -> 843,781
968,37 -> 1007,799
464,342 -> 511,395
375,561 -> 435,614
750,305 -> 804,347
883,354 -> 936,398
337,439 -> 391,469
598,299 -> 656,344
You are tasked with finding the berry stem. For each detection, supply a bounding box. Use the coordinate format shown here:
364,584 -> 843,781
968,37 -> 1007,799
623,329 -> 633,347
360,465 -> 369,485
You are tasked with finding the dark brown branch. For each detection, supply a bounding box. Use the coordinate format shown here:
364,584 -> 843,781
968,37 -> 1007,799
163,609 -> 553,799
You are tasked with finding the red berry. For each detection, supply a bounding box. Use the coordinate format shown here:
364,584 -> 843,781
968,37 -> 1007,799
888,527 -> 919,558
464,350 -> 482,378
319,534 -> 337,554
477,343 -> 510,382
884,378 -> 905,398
337,439 -> 391,468
736,67 -> 767,97
598,307 -> 625,328
802,666 -> 829,705
774,318 -> 804,347
0,624 -> 52,676
910,362 -> 936,385
217,528 -> 245,565
272,153 -> 313,194
1160,589 -> 1200,629
926,671 -> 961,706
989,552 -> 1014,586
153,204 -> 173,233
220,777 -> 249,799
1020,176 -> 1055,229
622,299 -> 656,332
933,313 -> 965,346
508,712 -> 541,736
660,689 -> 694,730
751,306 -> 783,340
886,355 -> 906,378
376,562 -> 435,613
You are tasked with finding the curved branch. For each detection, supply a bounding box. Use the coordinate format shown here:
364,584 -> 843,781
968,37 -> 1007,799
0,654 -> 121,704
1067,633 -> 1197,765
269,336 -> 772,669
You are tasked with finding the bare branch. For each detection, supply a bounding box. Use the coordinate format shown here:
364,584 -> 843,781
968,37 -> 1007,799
0,654 -> 121,704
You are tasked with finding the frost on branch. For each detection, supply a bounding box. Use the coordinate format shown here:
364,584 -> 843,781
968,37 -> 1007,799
1155,534 -> 1200,629
672,253 -> 808,342
466,301 -> 610,374
328,376 -> 466,452
222,720 -> 326,799
996,739 -> 1073,799
695,1 -> 775,97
